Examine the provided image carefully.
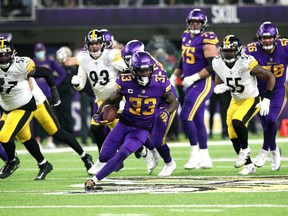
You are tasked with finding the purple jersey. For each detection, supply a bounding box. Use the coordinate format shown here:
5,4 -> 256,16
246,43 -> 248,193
245,39 -> 288,93
181,30 -> 218,77
33,58 -> 67,98
152,58 -> 177,110
116,73 -> 172,130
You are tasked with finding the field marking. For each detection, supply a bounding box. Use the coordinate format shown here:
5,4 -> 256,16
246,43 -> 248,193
0,204 -> 288,209
14,138 -> 288,155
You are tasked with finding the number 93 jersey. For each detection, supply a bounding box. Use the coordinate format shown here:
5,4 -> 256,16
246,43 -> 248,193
77,48 -> 127,102
212,54 -> 259,100
0,56 -> 34,111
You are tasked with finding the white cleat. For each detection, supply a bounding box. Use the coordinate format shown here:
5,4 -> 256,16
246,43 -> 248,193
158,160 -> 177,177
253,149 -> 268,167
271,146 -> 282,171
143,149 -> 159,175
238,163 -> 256,175
184,145 -> 201,169
88,159 -> 106,175
235,147 -> 250,168
198,149 -> 213,169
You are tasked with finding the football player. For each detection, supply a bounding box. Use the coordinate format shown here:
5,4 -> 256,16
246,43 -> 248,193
245,22 -> 288,172
0,39 -> 60,179
84,51 -> 178,191
122,40 -> 178,177
64,29 -> 127,174
212,35 -> 275,175
170,9 -> 218,169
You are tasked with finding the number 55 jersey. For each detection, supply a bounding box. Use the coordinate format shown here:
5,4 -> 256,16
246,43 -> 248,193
212,54 -> 259,100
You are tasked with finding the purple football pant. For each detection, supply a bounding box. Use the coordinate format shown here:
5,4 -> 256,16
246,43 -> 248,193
180,79 -> 214,149
259,88 -> 287,151
96,121 -> 149,181
0,144 -> 8,162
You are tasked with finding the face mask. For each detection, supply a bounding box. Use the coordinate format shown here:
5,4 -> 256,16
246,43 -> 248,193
35,51 -> 45,59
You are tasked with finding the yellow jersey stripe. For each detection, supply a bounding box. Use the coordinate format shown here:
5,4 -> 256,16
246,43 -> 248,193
188,77 -> 212,120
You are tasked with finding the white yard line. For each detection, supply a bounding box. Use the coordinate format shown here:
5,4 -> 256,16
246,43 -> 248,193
14,137 -> 288,155
0,204 -> 288,209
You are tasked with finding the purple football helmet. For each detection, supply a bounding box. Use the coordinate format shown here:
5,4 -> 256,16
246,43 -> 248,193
0,38 -> 15,69
122,40 -> 145,66
100,29 -> 114,49
186,9 -> 208,35
131,51 -> 154,86
85,29 -> 105,58
257,21 -> 279,50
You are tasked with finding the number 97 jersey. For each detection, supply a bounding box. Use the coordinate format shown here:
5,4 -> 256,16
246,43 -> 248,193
212,54 -> 259,100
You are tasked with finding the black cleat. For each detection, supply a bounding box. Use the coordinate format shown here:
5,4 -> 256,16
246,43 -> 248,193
35,161 -> 53,180
0,157 -> 20,179
82,154 -> 94,171
134,146 -> 144,159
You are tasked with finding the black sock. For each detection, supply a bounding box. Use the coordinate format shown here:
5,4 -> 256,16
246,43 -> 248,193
53,128 -> 84,155
232,119 -> 248,149
1,141 -> 16,161
23,138 -> 45,163
90,125 -> 106,153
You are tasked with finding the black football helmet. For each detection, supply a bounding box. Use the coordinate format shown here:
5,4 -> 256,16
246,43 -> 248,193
0,38 -> 15,69
131,51 -> 154,86
220,35 -> 242,63
85,29 -> 106,58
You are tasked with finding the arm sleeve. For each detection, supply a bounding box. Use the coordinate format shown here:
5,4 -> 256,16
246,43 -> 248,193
34,66 -> 56,87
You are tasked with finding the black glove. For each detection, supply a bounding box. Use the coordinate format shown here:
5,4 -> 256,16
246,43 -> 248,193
50,86 -> 61,107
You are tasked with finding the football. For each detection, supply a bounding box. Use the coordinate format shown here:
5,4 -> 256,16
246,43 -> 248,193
102,104 -> 118,122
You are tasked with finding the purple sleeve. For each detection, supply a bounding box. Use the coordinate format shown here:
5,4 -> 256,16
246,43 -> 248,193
53,61 -> 67,86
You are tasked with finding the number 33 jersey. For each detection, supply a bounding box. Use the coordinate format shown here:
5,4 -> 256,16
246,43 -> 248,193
76,48 -> 127,102
212,54 -> 259,100
0,56 -> 34,111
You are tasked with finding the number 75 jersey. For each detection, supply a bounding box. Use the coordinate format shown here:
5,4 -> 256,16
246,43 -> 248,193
212,54 -> 259,100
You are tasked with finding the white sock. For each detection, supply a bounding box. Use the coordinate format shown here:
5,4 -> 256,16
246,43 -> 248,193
39,159 -> 47,165
80,152 -> 86,158
92,176 -> 99,182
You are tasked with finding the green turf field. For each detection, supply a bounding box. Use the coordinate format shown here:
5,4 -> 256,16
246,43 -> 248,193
0,137 -> 288,216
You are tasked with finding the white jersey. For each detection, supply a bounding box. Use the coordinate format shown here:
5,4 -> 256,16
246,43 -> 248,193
0,56 -> 34,111
212,54 -> 259,100
30,77 -> 46,105
75,48 -> 127,102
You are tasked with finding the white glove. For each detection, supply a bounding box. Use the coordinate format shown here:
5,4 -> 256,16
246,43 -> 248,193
56,47 -> 68,63
256,98 -> 270,116
182,73 -> 200,89
71,75 -> 81,87
169,74 -> 177,87
214,84 -> 230,94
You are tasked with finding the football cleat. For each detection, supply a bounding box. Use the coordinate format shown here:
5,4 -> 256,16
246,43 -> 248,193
84,179 -> 102,191
238,163 -> 256,175
254,149 -> 268,167
198,149 -> 213,169
35,161 -> 53,180
0,157 -> 20,179
82,154 -> 94,171
143,149 -> 159,174
271,146 -> 282,171
88,159 -> 106,175
235,147 -> 250,168
158,160 -> 177,177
